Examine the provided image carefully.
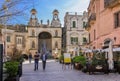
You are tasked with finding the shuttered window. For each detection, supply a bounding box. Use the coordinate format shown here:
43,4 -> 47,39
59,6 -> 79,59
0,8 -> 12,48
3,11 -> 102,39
115,12 -> 120,28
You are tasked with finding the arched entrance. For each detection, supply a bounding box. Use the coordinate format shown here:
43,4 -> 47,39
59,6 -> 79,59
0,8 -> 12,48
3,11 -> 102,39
103,38 -> 114,70
38,32 -> 52,55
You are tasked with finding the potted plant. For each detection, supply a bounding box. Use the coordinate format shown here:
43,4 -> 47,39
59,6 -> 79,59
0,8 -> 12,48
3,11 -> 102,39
117,61 -> 120,74
73,55 -> 86,70
59,54 -> 64,64
4,61 -> 19,81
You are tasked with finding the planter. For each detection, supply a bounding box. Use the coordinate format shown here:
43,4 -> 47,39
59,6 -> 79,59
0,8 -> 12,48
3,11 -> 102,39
18,62 -> 22,77
117,65 -> 120,74
4,75 -> 19,81
74,63 -> 83,70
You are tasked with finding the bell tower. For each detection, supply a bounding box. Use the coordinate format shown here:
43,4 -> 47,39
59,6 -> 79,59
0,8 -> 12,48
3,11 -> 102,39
28,8 -> 39,26
51,9 -> 61,27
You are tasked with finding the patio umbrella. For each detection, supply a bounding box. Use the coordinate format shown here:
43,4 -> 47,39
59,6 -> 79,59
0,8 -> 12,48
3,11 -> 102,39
108,41 -> 114,70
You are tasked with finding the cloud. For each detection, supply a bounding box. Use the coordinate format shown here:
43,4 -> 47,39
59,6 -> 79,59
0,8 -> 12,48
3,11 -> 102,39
37,0 -> 90,26
58,0 -> 90,26
63,0 -> 90,12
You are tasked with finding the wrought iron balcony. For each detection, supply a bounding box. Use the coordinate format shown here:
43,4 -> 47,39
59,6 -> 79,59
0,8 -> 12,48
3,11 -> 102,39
84,22 -> 91,31
104,0 -> 120,8
88,13 -> 96,24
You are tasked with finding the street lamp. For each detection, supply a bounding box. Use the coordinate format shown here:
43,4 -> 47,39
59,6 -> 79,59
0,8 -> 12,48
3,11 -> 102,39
0,33 -> 3,81
3,0 -> 10,62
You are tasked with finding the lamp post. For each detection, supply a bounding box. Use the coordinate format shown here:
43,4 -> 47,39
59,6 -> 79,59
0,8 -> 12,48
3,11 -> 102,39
0,33 -> 3,81
3,0 -> 10,62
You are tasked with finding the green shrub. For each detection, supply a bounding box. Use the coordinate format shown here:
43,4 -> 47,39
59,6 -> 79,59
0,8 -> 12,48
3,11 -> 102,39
73,55 -> 86,66
59,54 -> 64,60
5,61 -> 19,77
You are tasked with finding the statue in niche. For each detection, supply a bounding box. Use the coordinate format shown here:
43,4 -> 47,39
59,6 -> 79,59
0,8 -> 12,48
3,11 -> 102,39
55,41 -> 58,48
32,41 -> 35,48
32,30 -> 35,36
55,30 -> 58,37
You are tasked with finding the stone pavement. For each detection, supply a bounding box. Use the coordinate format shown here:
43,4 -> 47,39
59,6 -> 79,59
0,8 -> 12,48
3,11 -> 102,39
20,60 -> 120,81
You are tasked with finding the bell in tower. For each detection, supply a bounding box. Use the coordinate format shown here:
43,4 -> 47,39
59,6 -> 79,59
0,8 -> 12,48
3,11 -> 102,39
51,9 -> 61,27
53,9 -> 59,20
28,8 -> 39,26
31,8 -> 37,18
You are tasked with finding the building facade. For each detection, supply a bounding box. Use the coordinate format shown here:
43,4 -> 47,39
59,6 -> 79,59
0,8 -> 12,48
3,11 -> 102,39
87,0 -> 120,70
64,12 -> 89,56
87,0 -> 120,49
2,9 -> 62,57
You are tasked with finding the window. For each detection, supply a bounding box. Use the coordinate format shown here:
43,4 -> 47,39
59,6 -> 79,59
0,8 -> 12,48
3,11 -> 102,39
72,21 -> 76,28
17,37 -> 22,44
83,22 -> 86,28
7,36 -> 10,42
115,11 -> 120,28
83,37 -> 87,43
94,29 -> 96,40
71,37 -> 78,44
89,33 -> 91,43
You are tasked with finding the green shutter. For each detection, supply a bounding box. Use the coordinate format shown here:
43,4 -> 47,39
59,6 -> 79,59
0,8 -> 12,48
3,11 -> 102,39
71,37 -> 73,44
7,36 -> 10,42
73,21 -> 76,28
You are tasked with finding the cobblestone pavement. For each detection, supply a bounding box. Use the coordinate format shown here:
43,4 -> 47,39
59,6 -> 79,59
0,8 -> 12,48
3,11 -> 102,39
20,60 -> 120,81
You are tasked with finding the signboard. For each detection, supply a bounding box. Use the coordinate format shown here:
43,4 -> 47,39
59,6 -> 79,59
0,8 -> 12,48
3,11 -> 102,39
64,53 -> 71,63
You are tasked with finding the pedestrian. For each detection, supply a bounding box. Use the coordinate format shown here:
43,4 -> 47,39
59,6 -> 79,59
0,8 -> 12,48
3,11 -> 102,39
41,51 -> 47,70
28,52 -> 32,63
34,52 -> 40,71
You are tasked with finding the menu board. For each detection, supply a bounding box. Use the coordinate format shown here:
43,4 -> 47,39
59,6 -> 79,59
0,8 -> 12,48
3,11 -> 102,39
64,53 -> 71,63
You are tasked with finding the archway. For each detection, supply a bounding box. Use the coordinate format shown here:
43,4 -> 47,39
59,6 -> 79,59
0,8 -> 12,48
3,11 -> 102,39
38,32 -> 52,55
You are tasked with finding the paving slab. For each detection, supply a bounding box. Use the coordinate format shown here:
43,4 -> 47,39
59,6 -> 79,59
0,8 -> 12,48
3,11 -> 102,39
20,60 -> 120,81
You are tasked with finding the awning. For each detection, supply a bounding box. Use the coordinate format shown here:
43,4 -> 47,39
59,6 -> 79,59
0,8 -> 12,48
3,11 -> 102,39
102,47 -> 120,52
113,47 -> 120,52
85,49 -> 92,53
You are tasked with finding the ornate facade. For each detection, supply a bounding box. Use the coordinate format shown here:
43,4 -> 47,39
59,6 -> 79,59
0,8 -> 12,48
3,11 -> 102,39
64,12 -> 89,56
2,9 -> 62,57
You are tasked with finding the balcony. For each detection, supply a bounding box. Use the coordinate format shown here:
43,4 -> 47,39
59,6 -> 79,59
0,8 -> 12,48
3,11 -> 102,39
84,22 -> 91,31
104,0 -> 120,8
88,13 -> 96,25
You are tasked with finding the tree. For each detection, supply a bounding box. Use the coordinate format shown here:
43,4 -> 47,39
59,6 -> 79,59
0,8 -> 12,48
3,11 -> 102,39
0,0 -> 35,24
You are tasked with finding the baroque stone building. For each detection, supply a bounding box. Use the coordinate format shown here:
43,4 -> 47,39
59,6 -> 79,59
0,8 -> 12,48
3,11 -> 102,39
2,9 -> 62,57
64,12 -> 89,56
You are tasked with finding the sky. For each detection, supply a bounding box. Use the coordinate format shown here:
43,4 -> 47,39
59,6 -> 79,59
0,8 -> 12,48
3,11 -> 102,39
0,0 -> 90,26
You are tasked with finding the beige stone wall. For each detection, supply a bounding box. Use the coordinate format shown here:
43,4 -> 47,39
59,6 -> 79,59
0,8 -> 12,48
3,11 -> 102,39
27,27 -> 62,56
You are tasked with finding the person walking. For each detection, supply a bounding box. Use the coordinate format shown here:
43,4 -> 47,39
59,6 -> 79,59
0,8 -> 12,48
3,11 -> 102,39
28,53 -> 32,63
41,51 -> 47,70
34,52 -> 40,71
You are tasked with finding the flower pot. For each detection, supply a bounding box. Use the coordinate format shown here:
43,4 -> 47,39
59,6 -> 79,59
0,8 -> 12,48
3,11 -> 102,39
74,63 -> 83,70
117,65 -> 120,74
4,75 -> 19,81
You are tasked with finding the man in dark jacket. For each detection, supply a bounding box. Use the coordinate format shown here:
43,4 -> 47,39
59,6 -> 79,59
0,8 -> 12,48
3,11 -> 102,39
34,52 -> 40,71
41,52 -> 47,70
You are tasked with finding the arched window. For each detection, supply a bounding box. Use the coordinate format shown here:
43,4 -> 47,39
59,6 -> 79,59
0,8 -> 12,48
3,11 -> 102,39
72,21 -> 76,28
32,41 -> 35,48
103,38 -> 112,49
